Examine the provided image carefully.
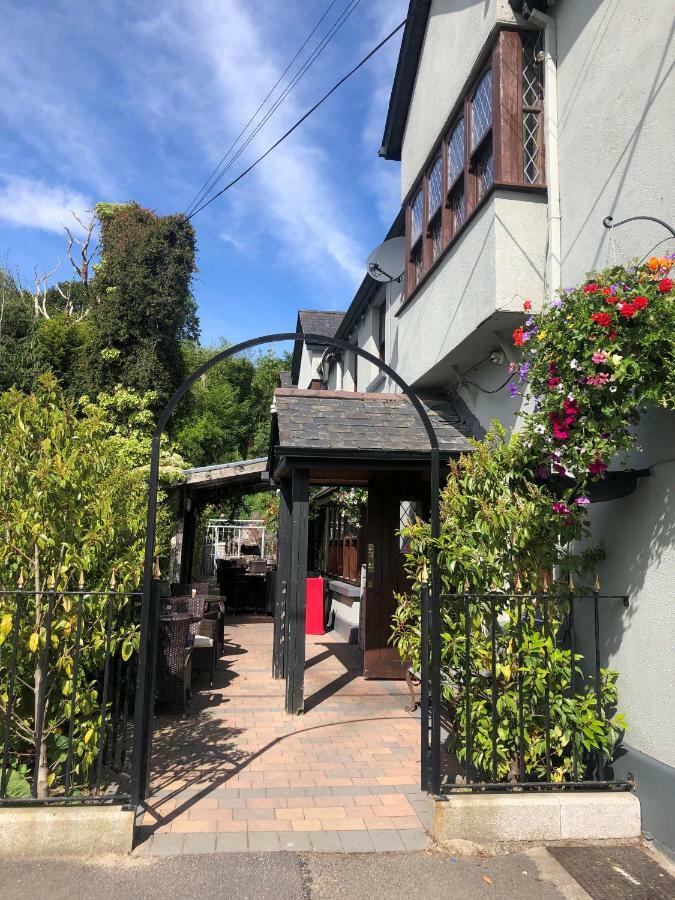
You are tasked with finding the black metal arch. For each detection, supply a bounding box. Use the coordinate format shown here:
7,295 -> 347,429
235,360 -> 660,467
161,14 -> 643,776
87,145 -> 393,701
131,331 -> 442,807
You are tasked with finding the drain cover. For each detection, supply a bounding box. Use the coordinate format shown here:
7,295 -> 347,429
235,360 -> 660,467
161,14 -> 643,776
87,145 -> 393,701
548,845 -> 675,899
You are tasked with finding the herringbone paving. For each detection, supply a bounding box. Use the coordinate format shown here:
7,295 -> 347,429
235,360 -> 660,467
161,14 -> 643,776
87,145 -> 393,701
135,616 -> 431,854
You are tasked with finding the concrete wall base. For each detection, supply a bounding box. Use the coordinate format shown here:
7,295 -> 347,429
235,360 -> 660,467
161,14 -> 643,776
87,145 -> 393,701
433,792 -> 641,843
0,805 -> 135,857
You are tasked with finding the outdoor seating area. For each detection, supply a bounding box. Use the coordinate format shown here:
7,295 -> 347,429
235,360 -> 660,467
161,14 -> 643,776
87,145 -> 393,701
157,564 -> 276,715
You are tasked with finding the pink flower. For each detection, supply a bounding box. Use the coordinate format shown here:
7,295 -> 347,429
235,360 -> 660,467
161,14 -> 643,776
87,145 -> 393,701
588,458 -> 608,476
574,496 -> 591,506
552,501 -> 571,516
587,373 -> 611,387
592,350 -> 608,364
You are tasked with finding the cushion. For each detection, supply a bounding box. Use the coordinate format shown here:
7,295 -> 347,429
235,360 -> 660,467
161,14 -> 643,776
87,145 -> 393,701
193,634 -> 213,649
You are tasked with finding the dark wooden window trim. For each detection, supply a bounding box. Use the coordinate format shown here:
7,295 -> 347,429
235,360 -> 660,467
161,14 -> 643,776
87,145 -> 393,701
403,27 -> 546,302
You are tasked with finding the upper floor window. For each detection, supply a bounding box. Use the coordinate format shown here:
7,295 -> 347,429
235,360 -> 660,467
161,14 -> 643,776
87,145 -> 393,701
404,28 -> 547,301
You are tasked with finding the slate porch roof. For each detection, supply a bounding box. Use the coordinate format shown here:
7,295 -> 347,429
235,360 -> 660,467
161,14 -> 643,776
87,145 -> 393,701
297,310 -> 345,340
273,388 -> 474,457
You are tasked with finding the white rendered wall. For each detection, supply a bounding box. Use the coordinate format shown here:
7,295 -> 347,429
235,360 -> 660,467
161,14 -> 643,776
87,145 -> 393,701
552,0 -> 675,770
393,192 -> 546,387
401,0 -> 518,196
297,346 -> 322,389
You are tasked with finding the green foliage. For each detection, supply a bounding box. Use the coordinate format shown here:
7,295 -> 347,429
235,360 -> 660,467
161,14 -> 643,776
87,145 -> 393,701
33,314 -> 91,396
0,269 -> 41,392
85,202 -> 198,406
0,376 -> 177,796
390,425 -> 619,784
173,345 -> 290,467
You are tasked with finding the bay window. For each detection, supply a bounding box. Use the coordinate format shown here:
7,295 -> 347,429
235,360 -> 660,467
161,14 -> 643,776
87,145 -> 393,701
404,28 -> 546,301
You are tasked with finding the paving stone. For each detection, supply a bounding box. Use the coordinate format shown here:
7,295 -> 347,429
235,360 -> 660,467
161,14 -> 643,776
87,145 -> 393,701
139,833 -> 184,856
280,832 -> 313,852
247,832 -> 281,852
338,830 -> 375,852
182,833 -> 217,854
369,830 -> 406,852
309,831 -> 345,853
399,829 -> 431,851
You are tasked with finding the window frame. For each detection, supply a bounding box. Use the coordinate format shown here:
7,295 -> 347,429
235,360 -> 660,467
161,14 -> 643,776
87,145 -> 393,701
404,28 -> 547,303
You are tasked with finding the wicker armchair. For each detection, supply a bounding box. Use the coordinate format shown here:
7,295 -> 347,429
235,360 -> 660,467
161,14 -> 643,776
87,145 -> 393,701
191,613 -> 218,687
170,582 -> 190,597
190,581 -> 211,596
172,595 -> 207,619
157,615 -> 192,715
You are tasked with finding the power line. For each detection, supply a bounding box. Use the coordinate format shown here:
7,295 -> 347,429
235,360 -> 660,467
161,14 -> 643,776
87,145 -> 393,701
186,2 -> 343,216
187,16 -> 407,221
187,0 -> 361,217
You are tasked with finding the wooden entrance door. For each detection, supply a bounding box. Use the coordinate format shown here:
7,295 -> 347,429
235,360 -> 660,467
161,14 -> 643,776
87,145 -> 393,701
363,476 -> 425,679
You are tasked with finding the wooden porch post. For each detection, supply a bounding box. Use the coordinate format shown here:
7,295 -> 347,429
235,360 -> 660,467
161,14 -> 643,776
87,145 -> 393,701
285,467 -> 309,715
179,498 -> 197,584
273,477 -> 292,679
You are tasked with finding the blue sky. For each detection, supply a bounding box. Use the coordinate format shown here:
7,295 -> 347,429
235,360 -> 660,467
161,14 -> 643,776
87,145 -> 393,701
0,0 -> 407,347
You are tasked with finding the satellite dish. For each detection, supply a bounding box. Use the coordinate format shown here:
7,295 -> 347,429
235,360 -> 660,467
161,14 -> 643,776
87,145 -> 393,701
367,236 -> 405,283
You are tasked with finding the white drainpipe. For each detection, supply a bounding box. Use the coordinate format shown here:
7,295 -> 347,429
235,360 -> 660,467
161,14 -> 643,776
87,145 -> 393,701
536,11 -> 562,297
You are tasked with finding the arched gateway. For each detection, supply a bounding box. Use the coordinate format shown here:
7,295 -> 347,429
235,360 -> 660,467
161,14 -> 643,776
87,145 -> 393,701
131,332 -> 464,809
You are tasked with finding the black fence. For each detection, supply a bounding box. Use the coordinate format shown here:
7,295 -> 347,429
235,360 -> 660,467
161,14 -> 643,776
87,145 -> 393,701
0,585 -> 141,805
422,587 -> 633,794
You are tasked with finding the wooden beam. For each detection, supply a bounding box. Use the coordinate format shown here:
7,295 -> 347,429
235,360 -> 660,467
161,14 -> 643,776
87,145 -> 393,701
179,502 -> 197,584
285,468 -> 309,715
273,478 -> 292,680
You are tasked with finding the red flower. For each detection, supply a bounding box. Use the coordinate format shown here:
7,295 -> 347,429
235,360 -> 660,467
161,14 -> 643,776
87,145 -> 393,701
523,299 -> 532,311
588,458 -> 608,476
548,362 -> 557,375
584,282 -> 599,294
632,295 -> 648,310
609,329 -> 618,340
604,293 -> 619,305
591,311 -> 612,327
619,302 -> 636,319
549,412 -> 569,440
548,376 -> 562,389
658,278 -> 672,293
563,398 -> 579,425
600,287 -> 612,297
513,326 -> 525,347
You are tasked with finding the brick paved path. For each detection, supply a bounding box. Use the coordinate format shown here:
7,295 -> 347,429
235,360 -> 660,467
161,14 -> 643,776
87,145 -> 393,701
136,616 -> 432,854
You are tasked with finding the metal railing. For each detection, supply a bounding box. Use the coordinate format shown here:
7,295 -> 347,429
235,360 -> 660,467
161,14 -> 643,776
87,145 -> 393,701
422,586 -> 632,794
203,520 -> 267,574
0,582 -> 140,805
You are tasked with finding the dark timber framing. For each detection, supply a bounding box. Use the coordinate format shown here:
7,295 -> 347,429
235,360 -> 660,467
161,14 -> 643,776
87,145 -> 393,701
272,477 -> 292,681
284,468 -> 310,715
133,331 -> 443,813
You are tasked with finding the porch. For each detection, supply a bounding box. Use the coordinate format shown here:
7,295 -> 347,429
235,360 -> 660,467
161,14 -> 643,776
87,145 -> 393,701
137,615 -> 432,855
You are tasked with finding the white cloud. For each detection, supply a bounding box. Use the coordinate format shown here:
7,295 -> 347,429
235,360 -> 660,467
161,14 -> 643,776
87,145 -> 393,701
131,1 -> 367,289
0,174 -> 91,234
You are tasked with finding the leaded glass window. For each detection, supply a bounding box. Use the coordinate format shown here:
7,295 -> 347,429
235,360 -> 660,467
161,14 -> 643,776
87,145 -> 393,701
447,118 -> 465,186
430,218 -> 443,262
522,32 -> 544,184
476,148 -> 494,201
428,157 -> 443,217
450,186 -> 466,234
410,189 -> 424,245
471,69 -> 492,149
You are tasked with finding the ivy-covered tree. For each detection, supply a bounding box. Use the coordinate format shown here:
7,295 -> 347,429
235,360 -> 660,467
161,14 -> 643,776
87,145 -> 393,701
85,203 -> 198,406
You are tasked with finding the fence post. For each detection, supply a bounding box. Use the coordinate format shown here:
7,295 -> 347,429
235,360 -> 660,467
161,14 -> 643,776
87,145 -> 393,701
131,560 -> 161,809
420,582 -> 430,791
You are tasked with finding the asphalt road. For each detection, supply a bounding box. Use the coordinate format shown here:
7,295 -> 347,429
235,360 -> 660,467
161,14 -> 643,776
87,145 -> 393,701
0,848 -> 577,900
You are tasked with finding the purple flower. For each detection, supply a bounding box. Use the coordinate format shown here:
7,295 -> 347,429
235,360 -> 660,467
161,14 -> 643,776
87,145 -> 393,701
551,298 -> 563,309
525,316 -> 535,327
508,383 -> 520,398
564,287 -> 575,294
574,496 -> 591,506
519,362 -> 530,380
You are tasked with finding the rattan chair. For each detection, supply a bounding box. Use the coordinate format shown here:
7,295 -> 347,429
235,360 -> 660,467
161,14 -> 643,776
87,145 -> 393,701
190,581 -> 211,596
156,615 -> 192,715
172,595 -> 207,618
170,582 -> 190,597
191,613 -> 218,687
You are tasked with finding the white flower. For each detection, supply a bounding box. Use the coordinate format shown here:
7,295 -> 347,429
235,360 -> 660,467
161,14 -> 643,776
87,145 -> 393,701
535,424 -> 546,434
609,385 -> 617,393
570,359 -> 579,369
